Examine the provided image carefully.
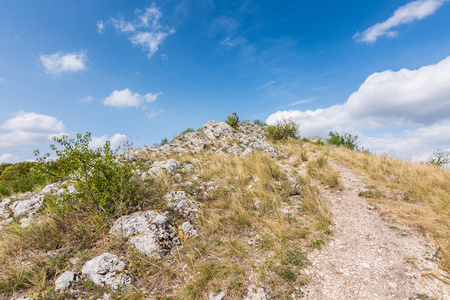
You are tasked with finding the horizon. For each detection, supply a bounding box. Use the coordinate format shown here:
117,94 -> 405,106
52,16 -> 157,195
1,0 -> 450,163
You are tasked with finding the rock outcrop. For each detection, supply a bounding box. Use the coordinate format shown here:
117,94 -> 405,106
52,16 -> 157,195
164,191 -> 200,218
81,253 -> 131,291
109,210 -> 180,258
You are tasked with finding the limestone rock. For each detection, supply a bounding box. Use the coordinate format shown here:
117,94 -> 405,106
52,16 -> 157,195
209,291 -> 226,300
54,270 -> 81,292
149,159 -> 181,176
81,253 -> 131,291
109,210 -> 180,258
164,191 -> 200,218
9,194 -> 42,218
309,136 -> 323,143
181,221 -> 198,236
244,287 -> 267,300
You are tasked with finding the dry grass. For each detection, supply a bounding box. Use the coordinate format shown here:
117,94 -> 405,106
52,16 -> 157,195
320,145 -> 450,273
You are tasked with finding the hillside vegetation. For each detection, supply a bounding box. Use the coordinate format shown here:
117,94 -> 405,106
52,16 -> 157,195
0,116 -> 448,299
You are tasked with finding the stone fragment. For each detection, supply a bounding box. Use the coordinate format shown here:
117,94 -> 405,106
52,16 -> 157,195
244,287 -> 267,300
55,270 -> 81,292
9,194 -> 42,217
81,253 -> 131,291
209,291 -> 226,300
181,221 -> 198,236
164,191 -> 200,218
109,210 -> 180,258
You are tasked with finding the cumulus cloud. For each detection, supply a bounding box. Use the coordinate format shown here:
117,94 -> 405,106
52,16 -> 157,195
90,133 -> 127,150
40,51 -> 88,75
103,88 -> 161,108
0,153 -> 19,163
0,111 -> 65,149
354,0 -> 446,43
266,56 -> 450,160
110,4 -> 175,58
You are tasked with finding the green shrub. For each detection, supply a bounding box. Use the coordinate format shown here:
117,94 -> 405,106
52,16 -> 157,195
326,131 -> 358,150
181,128 -> 195,135
0,162 -> 51,197
225,112 -> 241,129
34,133 -> 148,222
266,120 -> 299,140
428,149 -> 450,167
160,137 -> 169,145
254,119 -> 267,126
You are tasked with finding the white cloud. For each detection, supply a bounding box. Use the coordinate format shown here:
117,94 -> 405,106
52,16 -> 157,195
145,109 -> 164,119
0,153 -> 19,163
266,56 -> 450,160
257,81 -> 276,90
103,88 -> 161,108
40,51 -> 87,75
286,97 -> 316,107
0,111 -> 65,149
110,4 -> 175,58
80,95 -> 94,103
355,0 -> 446,43
90,133 -> 127,150
97,20 -> 105,33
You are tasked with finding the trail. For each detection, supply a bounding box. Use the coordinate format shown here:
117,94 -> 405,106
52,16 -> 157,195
302,162 -> 450,300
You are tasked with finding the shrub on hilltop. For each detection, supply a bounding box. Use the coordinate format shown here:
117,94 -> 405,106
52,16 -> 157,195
266,119 -> 300,140
326,131 -> 359,151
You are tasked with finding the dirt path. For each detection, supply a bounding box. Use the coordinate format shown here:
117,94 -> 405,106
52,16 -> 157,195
302,162 -> 450,300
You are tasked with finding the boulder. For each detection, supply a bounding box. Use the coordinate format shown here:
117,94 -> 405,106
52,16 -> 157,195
181,221 -> 198,237
109,210 -> 180,258
309,136 -> 323,143
9,195 -> 42,218
148,159 -> 181,176
54,270 -> 81,292
164,191 -> 200,218
202,121 -> 234,140
209,291 -> 226,300
81,253 -> 131,291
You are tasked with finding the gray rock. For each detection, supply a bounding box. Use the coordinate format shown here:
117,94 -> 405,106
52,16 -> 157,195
81,253 -> 131,291
101,294 -> 112,300
0,218 -> 13,230
55,270 -> 80,292
16,297 -> 35,300
241,147 -> 254,157
40,182 -> 61,194
181,221 -> 198,236
164,191 -> 200,218
244,287 -> 267,300
202,121 -> 234,140
109,210 -> 180,258
9,194 -> 42,217
209,291 -> 226,300
0,197 -> 12,219
309,136 -> 323,143
148,159 -> 181,176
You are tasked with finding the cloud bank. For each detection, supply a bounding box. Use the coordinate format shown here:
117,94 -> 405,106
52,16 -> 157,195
40,51 -> 87,75
355,0 -> 446,43
0,111 -> 65,149
266,56 -> 450,160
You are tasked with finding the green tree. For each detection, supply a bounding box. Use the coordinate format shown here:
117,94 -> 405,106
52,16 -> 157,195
326,132 -> 359,150
226,112 -> 241,129
428,149 -> 450,167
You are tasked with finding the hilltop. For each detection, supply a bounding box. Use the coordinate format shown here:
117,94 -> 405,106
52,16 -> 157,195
0,118 -> 449,300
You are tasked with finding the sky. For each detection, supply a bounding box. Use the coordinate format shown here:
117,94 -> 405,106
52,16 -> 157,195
0,0 -> 449,163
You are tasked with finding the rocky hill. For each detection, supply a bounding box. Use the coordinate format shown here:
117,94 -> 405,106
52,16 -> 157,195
0,120 -> 449,300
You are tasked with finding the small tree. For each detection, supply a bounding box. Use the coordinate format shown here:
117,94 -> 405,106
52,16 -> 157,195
266,120 -> 300,140
254,119 -> 266,126
34,133 -> 145,221
428,149 -> 450,167
226,112 -> 241,129
326,132 -> 359,151
160,137 -> 169,145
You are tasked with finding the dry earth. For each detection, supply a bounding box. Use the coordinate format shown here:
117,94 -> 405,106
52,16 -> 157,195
302,161 -> 450,300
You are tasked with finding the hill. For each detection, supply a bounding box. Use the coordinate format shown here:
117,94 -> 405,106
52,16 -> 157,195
0,119 -> 449,299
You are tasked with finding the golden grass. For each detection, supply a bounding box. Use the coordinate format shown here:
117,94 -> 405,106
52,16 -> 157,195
320,145 -> 450,273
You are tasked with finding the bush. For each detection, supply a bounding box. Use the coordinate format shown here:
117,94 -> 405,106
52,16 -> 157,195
34,133 -> 148,221
226,112 -> 240,129
326,131 -> 358,150
181,128 -> 195,135
254,119 -> 267,126
266,120 -> 299,140
160,137 -> 169,145
428,149 -> 450,167
0,162 -> 51,197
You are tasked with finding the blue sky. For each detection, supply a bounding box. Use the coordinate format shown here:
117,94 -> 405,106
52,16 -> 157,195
1,0 -> 449,162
